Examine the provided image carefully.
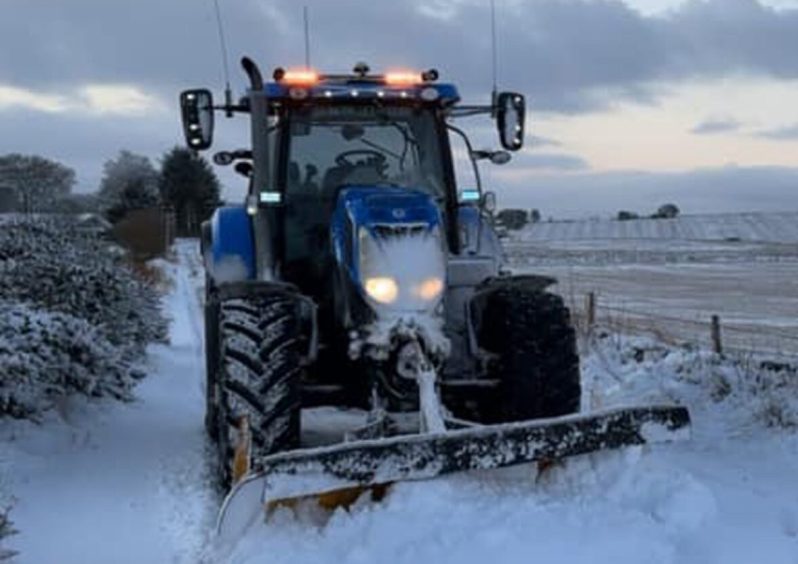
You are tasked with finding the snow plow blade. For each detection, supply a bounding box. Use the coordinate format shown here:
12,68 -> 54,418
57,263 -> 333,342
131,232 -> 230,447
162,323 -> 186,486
217,405 -> 689,541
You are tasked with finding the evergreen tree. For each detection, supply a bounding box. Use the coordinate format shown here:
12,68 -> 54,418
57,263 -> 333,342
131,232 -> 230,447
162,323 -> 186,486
159,147 -> 221,236
653,203 -> 680,219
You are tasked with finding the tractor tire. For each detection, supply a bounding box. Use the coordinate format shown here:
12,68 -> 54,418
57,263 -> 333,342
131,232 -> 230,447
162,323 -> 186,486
478,286 -> 581,422
204,289 -> 220,441
213,293 -> 302,489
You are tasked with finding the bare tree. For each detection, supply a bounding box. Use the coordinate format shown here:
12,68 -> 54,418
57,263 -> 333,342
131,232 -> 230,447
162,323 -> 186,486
0,154 -> 75,213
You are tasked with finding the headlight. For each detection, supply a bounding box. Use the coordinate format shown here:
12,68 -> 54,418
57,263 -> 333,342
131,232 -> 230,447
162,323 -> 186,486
414,277 -> 444,301
364,276 -> 399,304
357,225 -> 445,309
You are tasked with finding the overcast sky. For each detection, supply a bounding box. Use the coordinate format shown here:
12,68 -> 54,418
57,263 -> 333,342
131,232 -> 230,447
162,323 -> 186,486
1,0 -> 798,217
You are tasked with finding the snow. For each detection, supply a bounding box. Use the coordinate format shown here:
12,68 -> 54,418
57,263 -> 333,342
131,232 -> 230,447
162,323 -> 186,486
1,241 -> 215,563
0,303 -> 136,419
416,367 -> 446,433
206,252 -> 249,284
2,237 -> 798,563
351,229 -> 450,362
220,335 -> 798,564
361,229 -> 446,312
515,211 -> 798,244
508,212 -> 798,358
223,454 -> 720,564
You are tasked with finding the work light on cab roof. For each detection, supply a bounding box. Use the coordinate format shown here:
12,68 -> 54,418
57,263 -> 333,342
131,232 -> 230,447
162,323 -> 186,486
268,63 -> 448,105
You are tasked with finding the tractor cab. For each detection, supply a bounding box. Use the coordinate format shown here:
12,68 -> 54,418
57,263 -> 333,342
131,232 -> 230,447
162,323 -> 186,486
268,78 -> 453,299
182,62 -> 526,309
272,71 -> 462,332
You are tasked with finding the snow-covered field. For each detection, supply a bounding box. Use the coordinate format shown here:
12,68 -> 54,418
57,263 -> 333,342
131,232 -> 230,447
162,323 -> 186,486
2,236 -> 798,563
508,212 -> 798,358
516,211 -> 798,244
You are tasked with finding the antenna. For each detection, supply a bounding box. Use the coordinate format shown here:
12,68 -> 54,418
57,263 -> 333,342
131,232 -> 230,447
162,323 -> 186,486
490,0 -> 498,113
303,6 -> 312,68
212,0 -> 234,117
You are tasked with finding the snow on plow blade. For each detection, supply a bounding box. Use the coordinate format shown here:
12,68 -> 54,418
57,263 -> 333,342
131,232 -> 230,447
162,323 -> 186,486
218,405 -> 690,541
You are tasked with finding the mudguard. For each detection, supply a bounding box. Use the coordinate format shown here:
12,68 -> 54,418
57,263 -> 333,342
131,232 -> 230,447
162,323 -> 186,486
206,206 -> 256,283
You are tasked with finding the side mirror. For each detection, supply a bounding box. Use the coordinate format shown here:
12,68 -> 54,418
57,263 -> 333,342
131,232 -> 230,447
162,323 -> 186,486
180,89 -> 214,150
496,92 -> 525,151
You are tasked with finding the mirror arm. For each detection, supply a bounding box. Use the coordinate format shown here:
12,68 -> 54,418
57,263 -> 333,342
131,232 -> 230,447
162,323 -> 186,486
213,103 -> 249,114
447,124 -> 483,197
448,105 -> 493,119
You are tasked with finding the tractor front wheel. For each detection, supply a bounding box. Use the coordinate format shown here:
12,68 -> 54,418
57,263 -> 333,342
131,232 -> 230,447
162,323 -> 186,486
478,284 -> 581,422
213,293 -> 303,489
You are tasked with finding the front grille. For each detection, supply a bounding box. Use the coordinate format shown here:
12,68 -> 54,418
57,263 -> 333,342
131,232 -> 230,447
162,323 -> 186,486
372,223 -> 428,240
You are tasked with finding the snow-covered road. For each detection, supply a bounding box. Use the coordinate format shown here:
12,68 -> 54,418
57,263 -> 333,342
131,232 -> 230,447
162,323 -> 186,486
3,240 -> 798,563
3,241 -> 216,563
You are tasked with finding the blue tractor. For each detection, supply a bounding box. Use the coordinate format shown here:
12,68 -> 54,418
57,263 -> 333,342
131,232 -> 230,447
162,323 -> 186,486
180,58 -> 689,537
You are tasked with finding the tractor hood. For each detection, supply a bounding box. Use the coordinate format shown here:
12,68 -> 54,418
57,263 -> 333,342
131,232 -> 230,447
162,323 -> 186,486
331,185 -> 446,312
336,186 -> 442,233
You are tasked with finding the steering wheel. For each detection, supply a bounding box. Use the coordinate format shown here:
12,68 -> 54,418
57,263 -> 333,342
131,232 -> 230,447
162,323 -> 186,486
334,149 -> 387,168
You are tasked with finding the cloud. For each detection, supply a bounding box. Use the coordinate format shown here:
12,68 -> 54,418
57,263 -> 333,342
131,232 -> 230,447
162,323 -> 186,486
2,0 -> 798,214
0,82 -> 164,117
494,165 -> 798,217
0,106 -> 183,192
512,152 -> 590,171
2,0 -> 798,114
79,85 -> 164,116
691,117 -> 742,135
0,85 -> 69,113
754,123 -> 798,140
528,135 -> 562,147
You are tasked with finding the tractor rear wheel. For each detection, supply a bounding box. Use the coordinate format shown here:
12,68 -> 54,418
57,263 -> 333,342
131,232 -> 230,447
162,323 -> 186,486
478,285 -> 581,422
213,293 -> 303,489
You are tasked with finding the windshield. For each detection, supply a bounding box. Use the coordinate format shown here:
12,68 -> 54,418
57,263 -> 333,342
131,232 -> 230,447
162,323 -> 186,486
285,105 -> 446,201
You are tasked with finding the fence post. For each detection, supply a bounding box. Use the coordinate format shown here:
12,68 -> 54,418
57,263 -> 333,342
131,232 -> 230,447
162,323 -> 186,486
711,315 -> 723,354
585,292 -> 596,332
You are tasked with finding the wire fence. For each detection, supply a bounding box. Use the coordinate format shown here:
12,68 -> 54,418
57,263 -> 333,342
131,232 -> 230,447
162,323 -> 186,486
570,293 -> 798,363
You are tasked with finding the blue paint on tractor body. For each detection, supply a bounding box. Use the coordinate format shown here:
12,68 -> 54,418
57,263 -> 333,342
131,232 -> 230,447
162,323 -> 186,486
457,203 -> 481,229
211,206 -> 256,280
330,186 -> 442,285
